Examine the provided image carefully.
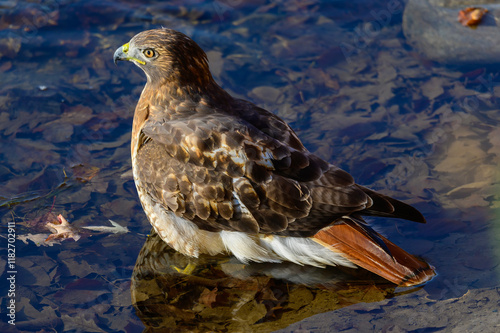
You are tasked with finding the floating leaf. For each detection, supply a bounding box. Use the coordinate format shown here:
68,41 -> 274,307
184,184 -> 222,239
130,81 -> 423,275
45,214 -> 81,243
82,219 -> 129,234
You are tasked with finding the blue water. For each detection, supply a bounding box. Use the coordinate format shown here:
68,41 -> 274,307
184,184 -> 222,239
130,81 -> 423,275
1,0 -> 499,332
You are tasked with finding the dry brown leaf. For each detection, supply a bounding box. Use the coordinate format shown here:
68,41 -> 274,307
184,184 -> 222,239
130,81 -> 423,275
0,61 -> 12,72
433,139 -> 486,174
445,181 -> 492,196
199,287 -> 218,308
206,50 -> 224,79
45,214 -> 81,243
0,37 -> 21,58
487,127 -> 500,154
43,122 -> 74,143
458,7 -> 488,27
61,314 -> 107,333
61,105 -> 95,125
71,163 -> 100,183
259,286 -> 278,301
446,193 -> 490,208
420,76 -> 445,100
250,86 -> 282,103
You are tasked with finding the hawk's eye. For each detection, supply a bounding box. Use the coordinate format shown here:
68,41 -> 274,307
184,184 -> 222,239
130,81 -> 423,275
143,49 -> 155,58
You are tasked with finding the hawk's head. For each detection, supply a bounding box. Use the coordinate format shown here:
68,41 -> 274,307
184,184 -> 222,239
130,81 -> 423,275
114,28 -> 213,89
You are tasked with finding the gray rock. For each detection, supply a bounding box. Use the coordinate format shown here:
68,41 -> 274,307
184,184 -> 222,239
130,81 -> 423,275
430,0 -> 499,7
403,0 -> 500,64
275,287 -> 500,333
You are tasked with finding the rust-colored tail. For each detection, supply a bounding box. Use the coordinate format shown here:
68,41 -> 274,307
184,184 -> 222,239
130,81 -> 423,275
313,218 -> 435,286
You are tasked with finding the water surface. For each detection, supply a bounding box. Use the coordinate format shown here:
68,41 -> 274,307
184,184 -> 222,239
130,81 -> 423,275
1,0 -> 499,332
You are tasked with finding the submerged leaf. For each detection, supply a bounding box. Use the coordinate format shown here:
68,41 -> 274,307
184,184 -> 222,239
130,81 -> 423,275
71,163 -> 100,183
199,287 -> 218,308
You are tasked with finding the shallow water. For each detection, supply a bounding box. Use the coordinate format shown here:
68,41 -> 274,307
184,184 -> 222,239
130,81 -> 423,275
1,0 -> 499,332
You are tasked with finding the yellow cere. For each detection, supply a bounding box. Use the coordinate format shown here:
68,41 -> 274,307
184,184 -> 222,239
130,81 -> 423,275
122,42 -> 146,65
133,58 -> 146,65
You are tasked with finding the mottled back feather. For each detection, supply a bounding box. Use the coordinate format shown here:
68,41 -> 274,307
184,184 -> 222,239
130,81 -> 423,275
134,95 -> 422,237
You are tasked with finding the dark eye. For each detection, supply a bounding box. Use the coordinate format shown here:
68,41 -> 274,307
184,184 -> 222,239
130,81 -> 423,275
143,49 -> 155,58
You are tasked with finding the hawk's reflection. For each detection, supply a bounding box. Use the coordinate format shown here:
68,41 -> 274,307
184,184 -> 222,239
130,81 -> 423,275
131,230 -> 420,332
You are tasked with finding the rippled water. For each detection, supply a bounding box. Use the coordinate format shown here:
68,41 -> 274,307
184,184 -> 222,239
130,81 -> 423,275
1,0 -> 499,332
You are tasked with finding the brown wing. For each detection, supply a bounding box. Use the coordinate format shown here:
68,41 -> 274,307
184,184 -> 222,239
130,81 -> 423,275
231,99 -> 425,223
135,111 -> 316,234
135,100 -> 423,236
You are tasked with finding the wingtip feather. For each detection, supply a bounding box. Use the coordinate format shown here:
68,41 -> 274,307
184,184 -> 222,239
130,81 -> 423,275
360,187 -> 427,224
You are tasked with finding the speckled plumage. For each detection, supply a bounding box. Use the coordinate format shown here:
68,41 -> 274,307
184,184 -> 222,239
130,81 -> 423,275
114,28 -> 435,286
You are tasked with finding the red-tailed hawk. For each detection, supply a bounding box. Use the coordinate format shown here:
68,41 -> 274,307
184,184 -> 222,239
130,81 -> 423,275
114,28 -> 435,286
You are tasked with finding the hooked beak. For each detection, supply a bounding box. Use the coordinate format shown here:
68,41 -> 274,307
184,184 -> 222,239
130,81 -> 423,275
113,43 -> 128,65
113,43 -> 145,65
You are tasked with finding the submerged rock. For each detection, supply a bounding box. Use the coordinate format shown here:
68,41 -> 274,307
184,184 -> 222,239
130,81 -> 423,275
403,0 -> 500,64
